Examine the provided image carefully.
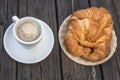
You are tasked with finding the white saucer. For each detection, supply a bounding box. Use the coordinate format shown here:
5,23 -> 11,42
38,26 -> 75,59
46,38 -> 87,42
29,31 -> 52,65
3,20 -> 54,64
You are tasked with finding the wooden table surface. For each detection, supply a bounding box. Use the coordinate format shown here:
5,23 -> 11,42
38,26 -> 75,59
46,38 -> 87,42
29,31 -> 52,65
0,0 -> 120,80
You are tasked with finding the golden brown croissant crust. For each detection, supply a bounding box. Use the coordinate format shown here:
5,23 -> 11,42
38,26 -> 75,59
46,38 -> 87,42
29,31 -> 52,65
64,7 -> 114,62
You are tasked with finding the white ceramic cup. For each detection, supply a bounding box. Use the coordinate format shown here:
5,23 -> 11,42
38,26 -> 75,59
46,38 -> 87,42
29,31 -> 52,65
12,16 -> 44,45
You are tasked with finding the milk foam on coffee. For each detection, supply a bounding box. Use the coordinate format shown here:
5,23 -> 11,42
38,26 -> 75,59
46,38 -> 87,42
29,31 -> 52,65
17,22 -> 40,42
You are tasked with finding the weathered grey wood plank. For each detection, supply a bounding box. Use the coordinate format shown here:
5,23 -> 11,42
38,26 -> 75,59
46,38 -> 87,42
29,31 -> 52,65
0,0 -> 7,22
0,0 -> 6,78
19,0 -> 28,17
27,0 -> 62,80
89,0 -> 120,80
0,0 -> 18,80
7,0 -> 19,24
0,24 -> 3,80
112,0 -> 120,75
73,0 -> 89,11
56,0 -> 102,80
56,1 -> 75,79
17,64 -> 32,80
56,0 -> 73,25
17,1 -> 33,80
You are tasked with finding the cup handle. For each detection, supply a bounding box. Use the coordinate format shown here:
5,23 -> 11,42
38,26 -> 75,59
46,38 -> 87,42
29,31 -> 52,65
12,16 -> 19,23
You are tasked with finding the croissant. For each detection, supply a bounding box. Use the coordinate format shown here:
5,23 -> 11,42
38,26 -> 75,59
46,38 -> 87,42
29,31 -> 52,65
64,7 -> 113,62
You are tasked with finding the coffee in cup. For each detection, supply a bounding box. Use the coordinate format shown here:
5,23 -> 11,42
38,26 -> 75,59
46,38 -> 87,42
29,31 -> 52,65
17,21 -> 40,42
12,16 -> 44,45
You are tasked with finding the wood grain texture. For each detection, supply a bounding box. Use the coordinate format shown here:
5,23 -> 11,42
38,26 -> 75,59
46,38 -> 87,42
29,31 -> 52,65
56,0 -> 74,79
28,0 -> 62,80
7,0 -> 19,24
0,0 -> 18,80
0,0 -> 7,22
0,24 -> 3,80
89,0 -> 120,80
73,0 -> 89,11
19,0 -> 28,17
0,0 -> 120,80
112,0 -> 120,76
17,1 -> 32,80
56,0 -> 102,80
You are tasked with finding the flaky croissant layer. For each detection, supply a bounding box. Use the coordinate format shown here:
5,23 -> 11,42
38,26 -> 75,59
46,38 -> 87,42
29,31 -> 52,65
64,7 -> 113,62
